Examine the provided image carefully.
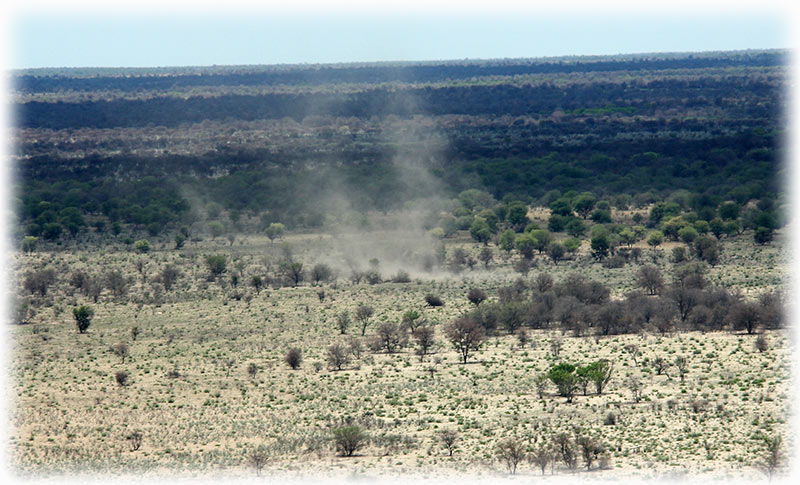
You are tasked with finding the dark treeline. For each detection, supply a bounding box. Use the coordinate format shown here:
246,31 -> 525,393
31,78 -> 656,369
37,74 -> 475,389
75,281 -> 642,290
16,77 -> 780,130
15,51 -> 784,94
13,50 -> 786,239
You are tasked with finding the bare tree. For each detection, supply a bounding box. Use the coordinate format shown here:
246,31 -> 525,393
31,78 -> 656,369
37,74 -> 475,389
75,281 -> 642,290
624,343 -> 640,365
159,265 -> 181,291
637,265 -> 664,295
373,322 -> 408,353
674,355 -> 689,382
413,326 -> 436,362
248,447 -> 269,476
529,444 -> 553,475
335,311 -> 351,335
112,342 -> 130,364
438,429 -> 458,456
626,376 -> 644,403
554,433 -> 577,469
496,437 -> 527,474
444,316 -> 486,364
759,434 -> 783,480
576,435 -> 605,470
355,304 -> 375,336
327,343 -> 351,371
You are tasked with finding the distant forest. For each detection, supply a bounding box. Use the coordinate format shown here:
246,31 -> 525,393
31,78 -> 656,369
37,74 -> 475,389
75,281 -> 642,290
12,50 -> 786,240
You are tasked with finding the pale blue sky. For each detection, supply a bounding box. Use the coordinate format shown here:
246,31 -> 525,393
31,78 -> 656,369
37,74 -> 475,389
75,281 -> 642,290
9,10 -> 791,69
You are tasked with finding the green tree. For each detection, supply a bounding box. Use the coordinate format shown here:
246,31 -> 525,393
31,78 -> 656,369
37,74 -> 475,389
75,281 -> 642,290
563,237 -> 582,253
332,425 -> 368,457
590,228 -> 611,260
134,239 -> 151,253
547,363 -> 579,402
207,220 -> 224,239
265,222 -> 286,243
73,305 -> 94,334
205,254 -> 227,278
21,236 -> 38,254
678,226 -> 698,244
530,229 -> 553,254
647,230 -> 664,252
469,217 -> 492,245
499,229 -> 516,254
547,242 -> 566,265
514,233 -> 536,260
577,360 -> 614,394
754,226 -> 774,245
574,193 -> 596,219
506,201 -> 529,228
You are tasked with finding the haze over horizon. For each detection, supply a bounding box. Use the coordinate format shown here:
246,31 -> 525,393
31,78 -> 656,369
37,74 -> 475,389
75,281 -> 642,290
9,8 -> 789,70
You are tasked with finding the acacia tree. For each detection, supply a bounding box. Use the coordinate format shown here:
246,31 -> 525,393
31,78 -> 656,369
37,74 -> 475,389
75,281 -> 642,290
444,316 -> 486,364
265,222 -> 285,243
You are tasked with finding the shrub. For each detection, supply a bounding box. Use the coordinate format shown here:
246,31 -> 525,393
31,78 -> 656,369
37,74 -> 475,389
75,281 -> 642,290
425,294 -> 444,307
755,334 -> 769,353
332,425 -> 368,457
467,288 -> 487,306
115,370 -> 129,386
391,270 -> 411,283
205,255 -> 228,278
134,239 -> 151,253
127,431 -> 143,451
23,268 -> 57,296
285,347 -> 302,370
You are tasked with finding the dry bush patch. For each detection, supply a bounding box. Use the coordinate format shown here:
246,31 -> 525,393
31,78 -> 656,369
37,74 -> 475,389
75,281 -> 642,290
10,230 -> 790,479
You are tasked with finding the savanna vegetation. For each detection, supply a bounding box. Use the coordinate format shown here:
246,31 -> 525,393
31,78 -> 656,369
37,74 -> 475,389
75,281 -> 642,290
9,50 -> 790,479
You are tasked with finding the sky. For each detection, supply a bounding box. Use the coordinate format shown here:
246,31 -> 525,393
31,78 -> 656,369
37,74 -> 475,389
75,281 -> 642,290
3,0 -> 796,69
